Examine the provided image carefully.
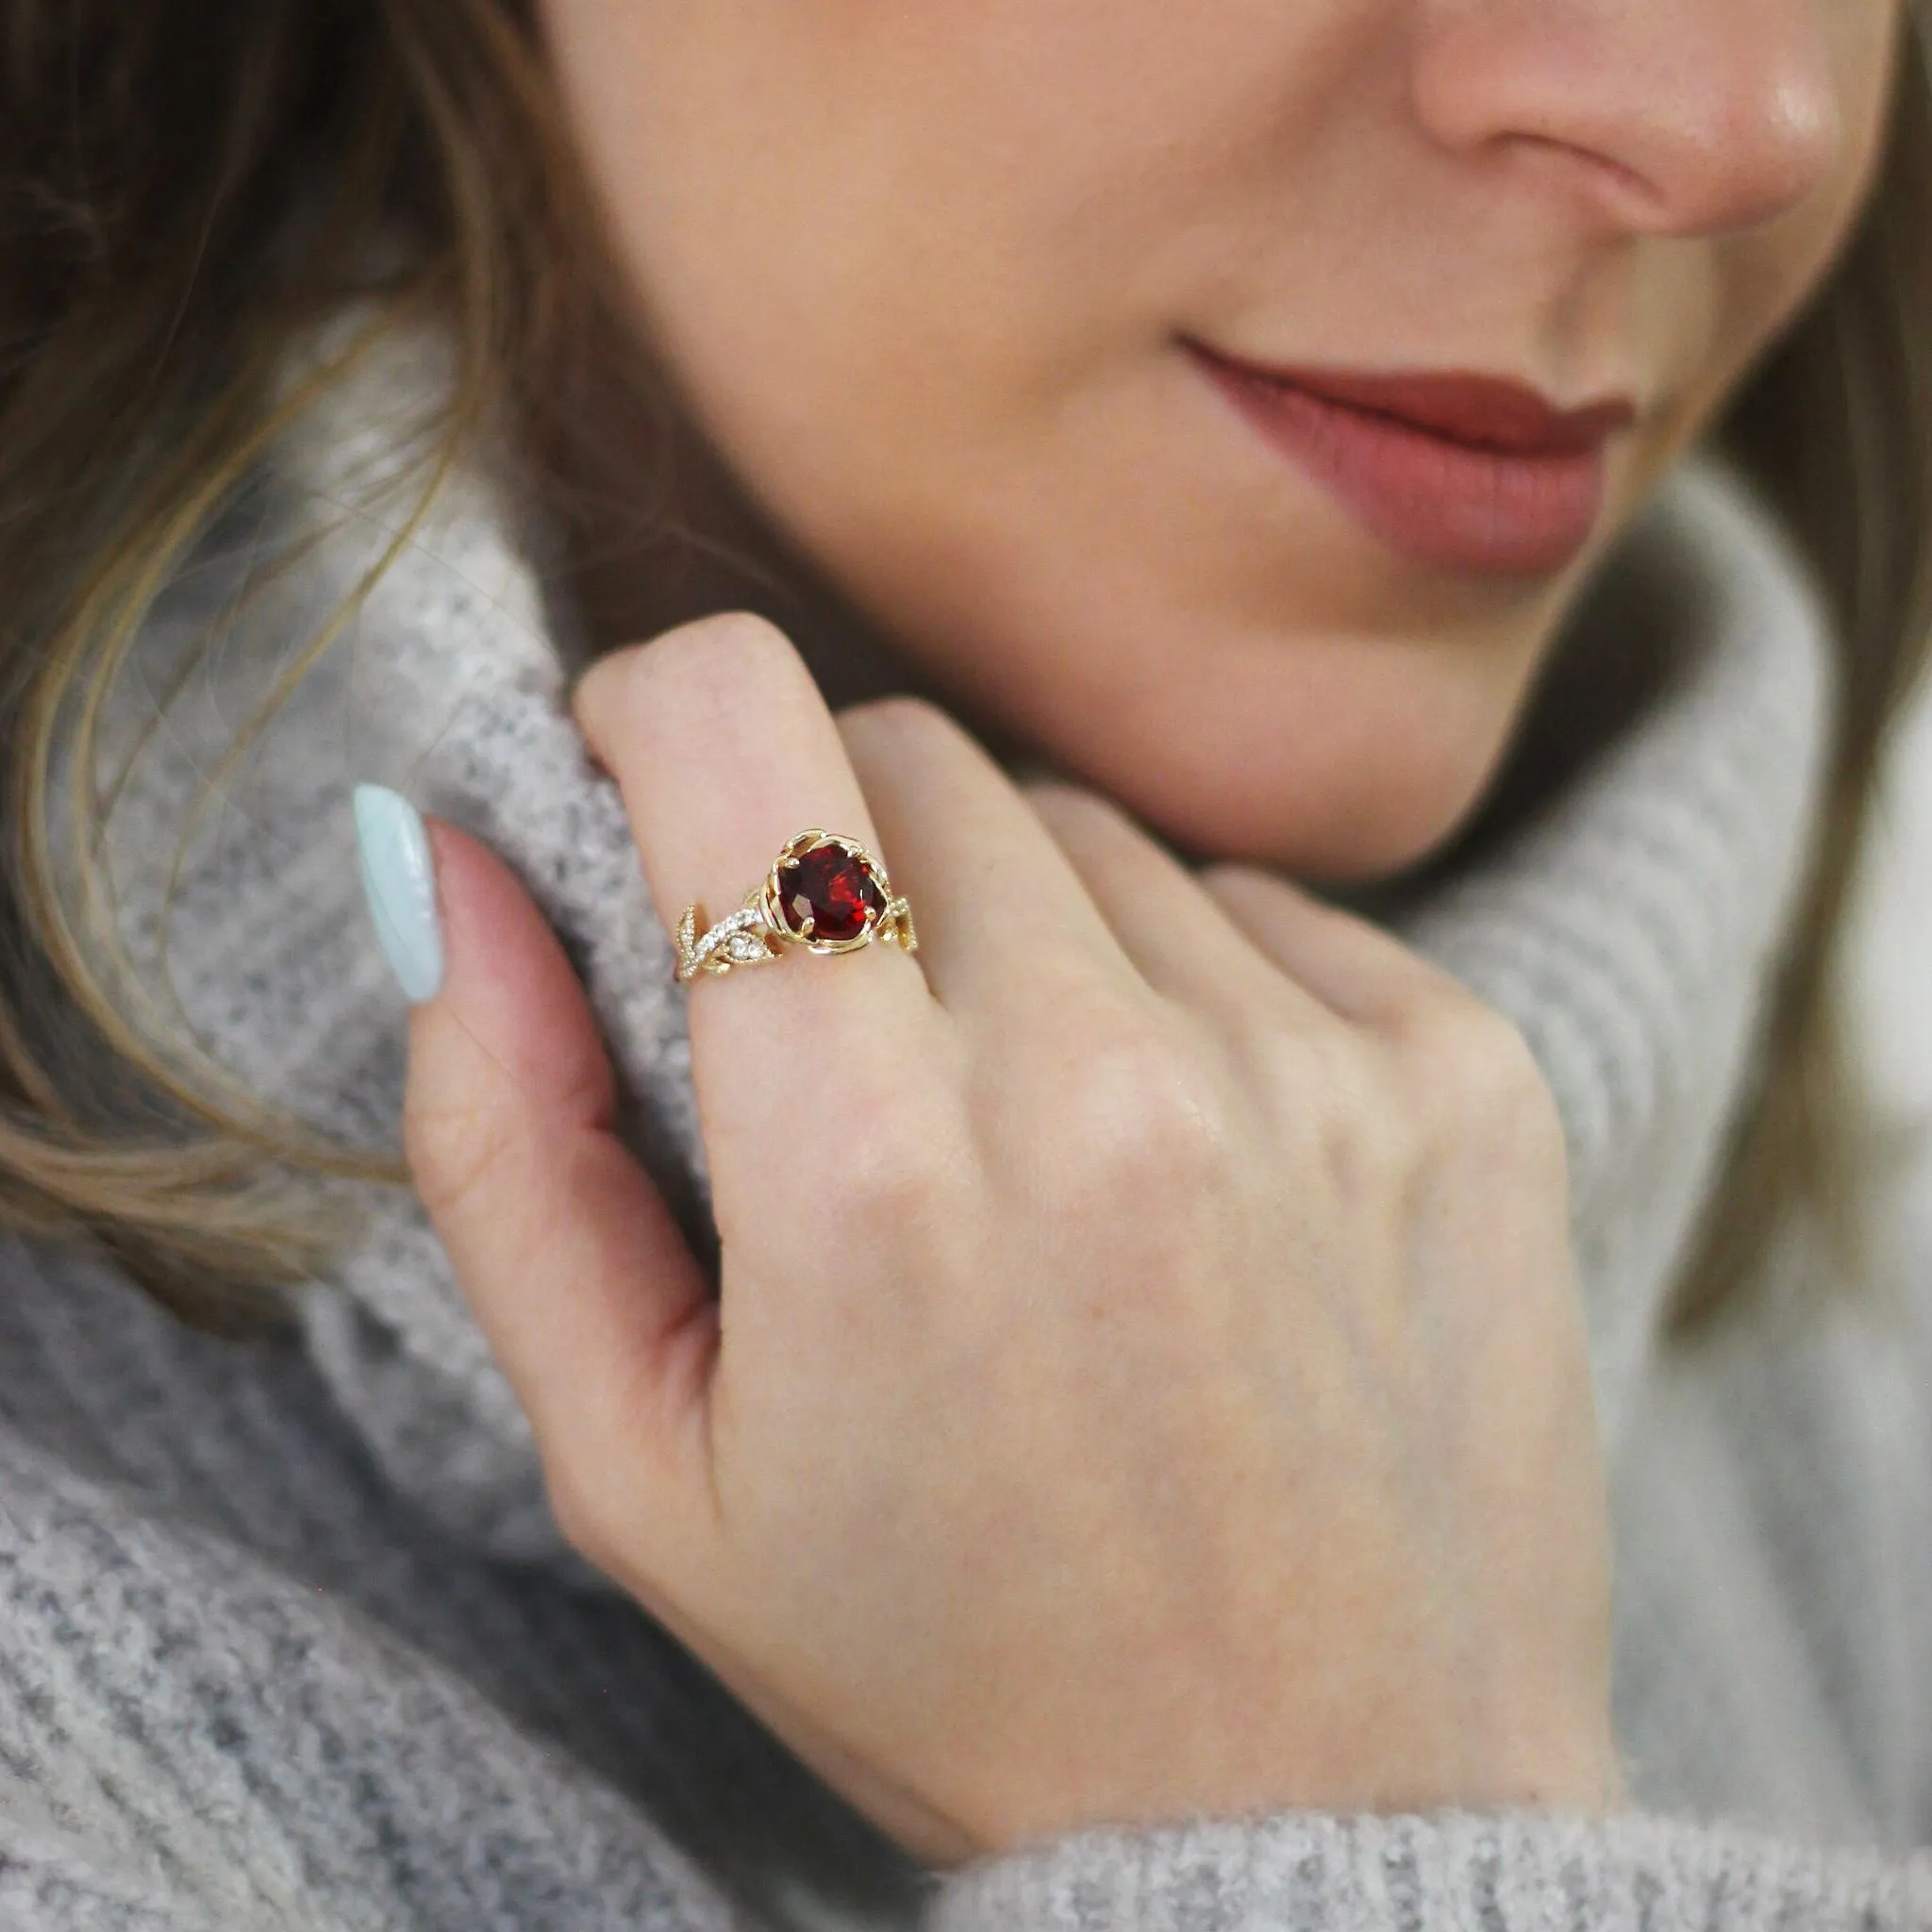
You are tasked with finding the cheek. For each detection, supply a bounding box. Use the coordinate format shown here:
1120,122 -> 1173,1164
534,8 -> 1023,558
534,0 -> 1324,517
537,4 -> 894,419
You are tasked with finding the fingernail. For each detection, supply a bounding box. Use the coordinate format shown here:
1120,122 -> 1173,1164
353,784 -> 445,1003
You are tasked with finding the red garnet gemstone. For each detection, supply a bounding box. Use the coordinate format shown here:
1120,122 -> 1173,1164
777,841 -> 886,942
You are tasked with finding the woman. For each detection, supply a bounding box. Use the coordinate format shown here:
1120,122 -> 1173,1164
1,1 -> 1929,1925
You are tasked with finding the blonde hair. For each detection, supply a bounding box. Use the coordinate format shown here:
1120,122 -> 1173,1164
1,1 -> 1929,1341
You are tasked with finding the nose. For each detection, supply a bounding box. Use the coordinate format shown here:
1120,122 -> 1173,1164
1408,0 -> 1846,237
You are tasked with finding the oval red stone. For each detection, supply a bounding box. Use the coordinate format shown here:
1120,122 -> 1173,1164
777,841 -> 886,943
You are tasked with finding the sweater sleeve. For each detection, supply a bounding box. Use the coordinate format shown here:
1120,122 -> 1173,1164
0,1421 -> 753,1932
916,1808 -> 1932,1932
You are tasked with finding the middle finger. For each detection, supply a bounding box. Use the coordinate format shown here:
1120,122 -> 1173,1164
832,694 -> 1150,1015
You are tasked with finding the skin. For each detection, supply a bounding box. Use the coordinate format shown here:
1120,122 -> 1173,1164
403,625 -> 1631,1866
535,0 -> 1905,881
394,0 -> 1906,1871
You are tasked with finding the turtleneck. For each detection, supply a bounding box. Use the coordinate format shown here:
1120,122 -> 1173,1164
69,317 -> 1837,1589
13,313 -> 1932,1932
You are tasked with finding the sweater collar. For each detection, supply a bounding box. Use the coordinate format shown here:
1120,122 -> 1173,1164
81,326 -> 1838,1577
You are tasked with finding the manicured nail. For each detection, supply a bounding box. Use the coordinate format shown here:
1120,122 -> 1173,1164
353,784 -> 445,1003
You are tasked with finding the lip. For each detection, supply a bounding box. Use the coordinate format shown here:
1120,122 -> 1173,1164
1184,341 -> 1636,577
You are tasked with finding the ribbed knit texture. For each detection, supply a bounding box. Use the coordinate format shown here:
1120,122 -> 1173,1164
0,317 -> 1925,1927
922,1810 -> 1932,1932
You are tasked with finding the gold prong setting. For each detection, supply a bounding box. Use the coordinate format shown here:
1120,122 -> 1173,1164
675,828 -> 918,982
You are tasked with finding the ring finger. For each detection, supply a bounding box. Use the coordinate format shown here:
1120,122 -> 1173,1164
571,614 -> 946,1216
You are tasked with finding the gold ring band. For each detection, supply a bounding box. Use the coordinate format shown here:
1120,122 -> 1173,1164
675,827 -> 917,982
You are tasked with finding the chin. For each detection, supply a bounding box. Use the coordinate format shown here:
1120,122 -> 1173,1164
1072,724 -> 1509,888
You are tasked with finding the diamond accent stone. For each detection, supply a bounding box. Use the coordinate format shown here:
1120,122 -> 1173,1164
691,907 -> 759,965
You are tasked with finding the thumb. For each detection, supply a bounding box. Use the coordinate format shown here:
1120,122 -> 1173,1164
352,785 -> 719,1574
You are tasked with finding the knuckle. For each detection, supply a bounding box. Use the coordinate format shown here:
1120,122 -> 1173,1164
650,611 -> 805,729
1279,1024 -> 1420,1202
400,1017 -> 608,1230
838,691 -> 965,756
825,1077 -> 970,1223
1022,777 -> 1139,848
685,608 -> 798,672
841,1121 -> 962,1223
1391,989 -> 1563,1154
401,1089 -> 522,1229
1031,1003 -> 1229,1210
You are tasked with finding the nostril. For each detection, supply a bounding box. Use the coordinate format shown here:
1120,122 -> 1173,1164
1408,3 -> 1853,242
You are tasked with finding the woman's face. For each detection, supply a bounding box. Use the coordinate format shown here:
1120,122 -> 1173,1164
537,0 -> 1906,879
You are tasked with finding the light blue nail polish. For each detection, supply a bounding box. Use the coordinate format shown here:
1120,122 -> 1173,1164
353,784 -> 445,1003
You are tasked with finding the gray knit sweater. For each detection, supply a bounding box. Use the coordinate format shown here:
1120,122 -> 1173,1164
2,323 -> 1929,1930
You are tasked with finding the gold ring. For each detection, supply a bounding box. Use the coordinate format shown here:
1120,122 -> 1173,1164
675,827 -> 918,982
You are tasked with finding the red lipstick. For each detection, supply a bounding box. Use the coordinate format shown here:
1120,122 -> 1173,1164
1185,340 -> 1637,577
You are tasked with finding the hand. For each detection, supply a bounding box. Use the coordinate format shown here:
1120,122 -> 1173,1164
398,611 -> 1626,1871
